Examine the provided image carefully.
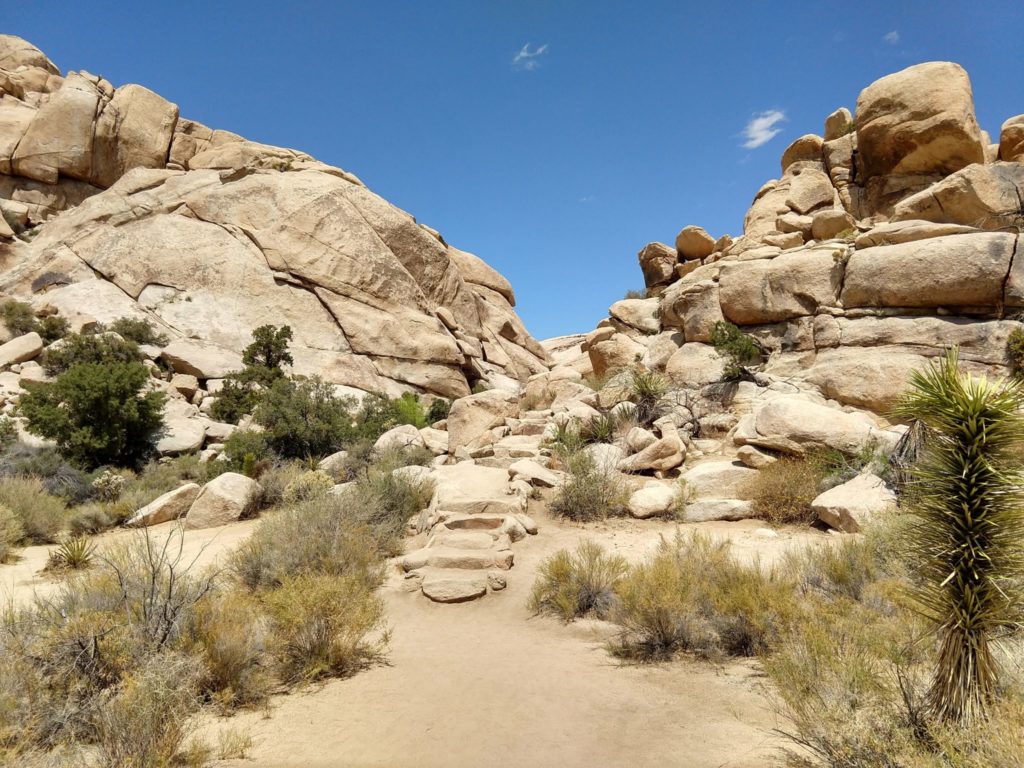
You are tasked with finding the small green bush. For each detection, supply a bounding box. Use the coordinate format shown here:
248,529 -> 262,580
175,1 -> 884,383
0,299 -> 37,336
263,572 -> 387,683
221,429 -> 273,472
352,468 -> 435,552
104,317 -> 169,346
282,470 -> 334,505
0,416 -> 14,449
743,456 -> 825,525
626,368 -> 669,426
710,321 -> 761,380
549,451 -> 628,522
19,362 -> 165,469
1007,327 -> 1024,377
253,377 -> 356,459
0,477 -> 67,544
426,398 -> 451,423
45,535 -> 96,571
35,315 -> 68,344
529,540 -> 628,621
392,392 -> 428,429
242,324 -> 293,371
622,288 -> 647,300
39,332 -> 142,376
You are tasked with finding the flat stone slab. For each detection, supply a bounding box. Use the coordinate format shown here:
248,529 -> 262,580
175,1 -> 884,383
432,463 -> 526,516
420,569 -> 489,603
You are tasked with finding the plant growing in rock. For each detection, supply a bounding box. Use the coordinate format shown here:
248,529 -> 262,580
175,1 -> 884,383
105,316 -> 169,346
426,397 -> 451,423
710,321 -> 761,381
0,299 -> 37,336
254,377 -> 357,459
892,348 -> 1024,723
626,367 -> 669,426
1006,327 -> 1024,377
39,332 -> 142,376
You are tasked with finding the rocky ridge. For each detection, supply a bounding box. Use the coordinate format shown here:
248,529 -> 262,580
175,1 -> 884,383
0,35 -> 547,400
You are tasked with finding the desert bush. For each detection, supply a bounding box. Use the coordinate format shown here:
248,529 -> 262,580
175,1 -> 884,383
1007,327 -> 1024,377
282,470 -> 333,505
625,367 -> 669,426
549,451 -> 628,522
242,324 -> 293,372
208,374 -> 263,423
230,495 -> 386,591
221,428 -> 273,472
45,536 -> 96,571
252,460 -> 304,508
391,392 -> 428,429
743,456 -> 825,525
0,445 -> 94,504
544,420 -> 585,458
622,288 -> 647,300
263,572 -> 387,683
610,532 -> 799,660
0,299 -> 37,336
19,362 -> 165,469
39,332 -> 142,376
35,315 -> 69,344
184,593 -> 271,711
352,467 -> 435,552
67,504 -> 114,536
0,504 -> 23,562
710,320 -> 761,380
0,477 -> 67,543
0,415 -> 14,448
426,397 -> 451,423
529,540 -> 628,621
104,316 -> 169,346
91,469 -> 127,501
93,652 -> 202,768
254,376 -> 356,459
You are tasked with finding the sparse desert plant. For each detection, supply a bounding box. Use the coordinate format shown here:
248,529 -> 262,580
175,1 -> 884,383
353,467 -> 435,550
35,315 -> 68,344
529,540 -> 628,621
891,348 -> 1024,723
1007,326 -> 1024,377
263,572 -> 387,683
710,320 -> 761,380
104,316 -> 169,346
544,420 -> 585,458
46,535 -> 96,571
622,288 -> 648,300
0,415 -> 14,448
282,470 -> 334,505
91,469 -> 127,501
0,477 -> 67,543
577,412 -> 623,445
610,532 -> 798,660
230,495 -> 386,591
0,504 -> 23,562
549,450 -> 628,522
742,455 -> 824,525
19,362 -> 165,469
626,367 -> 669,426
67,504 -> 114,536
93,652 -> 202,768
0,299 -> 38,336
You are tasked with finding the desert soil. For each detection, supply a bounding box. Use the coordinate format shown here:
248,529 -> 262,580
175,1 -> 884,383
1,510 -> 828,768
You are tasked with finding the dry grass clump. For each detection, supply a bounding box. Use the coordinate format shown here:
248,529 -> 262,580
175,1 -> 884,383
743,456 -> 825,525
263,573 -> 388,683
0,503 -> 23,562
0,477 -> 68,543
529,540 -> 628,621
549,451 -> 628,522
610,532 -> 799,660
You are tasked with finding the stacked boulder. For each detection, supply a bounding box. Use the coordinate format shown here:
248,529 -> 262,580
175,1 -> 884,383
0,35 -> 548,400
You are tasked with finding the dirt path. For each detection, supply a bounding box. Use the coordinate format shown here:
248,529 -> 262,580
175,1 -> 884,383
206,513 -> 825,768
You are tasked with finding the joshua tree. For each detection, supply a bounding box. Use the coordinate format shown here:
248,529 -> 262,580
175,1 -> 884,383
893,348 -> 1024,724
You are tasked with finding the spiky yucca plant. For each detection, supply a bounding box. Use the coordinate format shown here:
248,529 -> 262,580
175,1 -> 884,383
892,348 -> 1024,724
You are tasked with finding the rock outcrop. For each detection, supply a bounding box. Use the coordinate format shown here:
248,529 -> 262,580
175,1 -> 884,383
0,36 -> 547,399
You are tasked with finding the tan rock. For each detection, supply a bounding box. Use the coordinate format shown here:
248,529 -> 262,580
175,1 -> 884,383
674,226 -> 715,261
170,373 -> 199,399
801,347 -> 932,412
736,445 -> 775,469
660,279 -> 724,343
627,484 -> 678,519
683,498 -> 755,522
446,390 -> 517,454
780,135 -> 823,173
680,461 -> 758,499
841,233 -> 1016,309
374,424 -> 426,453
784,167 -> 835,214
762,231 -> 804,250
810,209 -> 855,240
588,332 -> 646,377
609,298 -> 660,334
0,332 -> 43,367
823,108 -> 853,141
812,473 -> 896,533
853,219 -> 978,248
127,483 -> 201,527
891,162 -> 1024,230
91,84 -> 179,187
665,343 -> 725,387
184,472 -> 261,529
637,241 -> 678,287
0,35 -> 60,74
508,459 -> 559,488
775,212 -> 813,236
855,62 -> 986,178
719,248 -> 841,325
999,114 -> 1024,162
161,338 -> 243,379
618,431 -> 685,473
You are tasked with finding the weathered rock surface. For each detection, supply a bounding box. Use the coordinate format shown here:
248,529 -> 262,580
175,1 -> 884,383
184,472 -> 261,529
127,483 -> 201,527
812,473 -> 896,533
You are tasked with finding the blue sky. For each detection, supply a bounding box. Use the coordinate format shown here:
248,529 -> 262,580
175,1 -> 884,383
10,2 -> 1024,338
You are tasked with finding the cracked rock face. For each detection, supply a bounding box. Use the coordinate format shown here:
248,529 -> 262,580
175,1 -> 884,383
0,35 -> 547,397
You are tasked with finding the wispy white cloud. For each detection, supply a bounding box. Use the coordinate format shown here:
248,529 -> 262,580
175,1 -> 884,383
741,109 -> 787,149
579,194 -> 595,203
883,30 -> 900,45
512,42 -> 549,71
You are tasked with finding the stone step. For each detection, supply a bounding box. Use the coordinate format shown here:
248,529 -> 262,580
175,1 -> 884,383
417,567 -> 507,603
426,530 -> 511,550
401,546 -> 514,572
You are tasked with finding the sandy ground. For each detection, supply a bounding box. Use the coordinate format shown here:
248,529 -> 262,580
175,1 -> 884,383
0,508 -> 828,768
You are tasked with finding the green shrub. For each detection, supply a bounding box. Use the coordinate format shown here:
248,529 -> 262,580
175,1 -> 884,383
208,373 -> 263,424
0,477 -> 67,543
426,397 -> 451,423
35,315 -> 68,344
282,470 -> 333,505
39,332 -> 142,376
529,540 -> 628,621
221,429 -> 273,472
626,368 -> 669,425
610,532 -> 799,660
742,456 -> 825,525
0,416 -> 14,449
263,573 -> 387,683
45,535 -> 96,571
1007,327 -> 1024,377
253,377 -> 356,459
392,392 -> 427,429
352,467 -> 435,552
19,362 -> 165,469
710,321 -> 761,380
242,324 -> 293,371
549,451 -> 627,522
67,504 -> 114,536
91,469 -> 127,501
0,299 -> 37,336
104,317 -> 169,346
0,504 -> 23,563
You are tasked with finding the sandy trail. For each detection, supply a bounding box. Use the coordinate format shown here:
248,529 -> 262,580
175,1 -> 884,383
0,508 -> 827,768
207,512 -> 825,768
